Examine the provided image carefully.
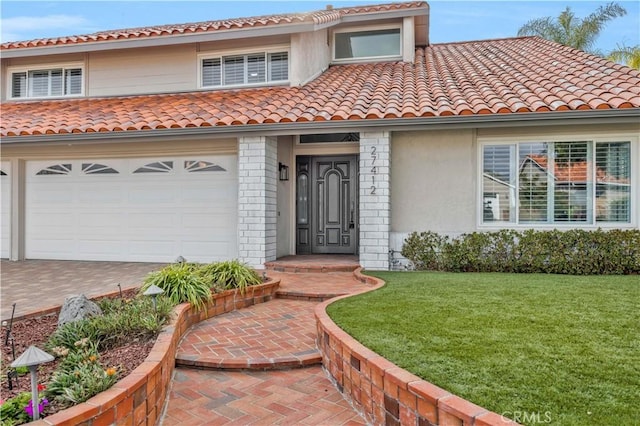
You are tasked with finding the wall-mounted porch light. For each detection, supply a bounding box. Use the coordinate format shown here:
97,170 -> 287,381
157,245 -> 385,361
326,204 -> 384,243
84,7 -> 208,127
279,162 -> 289,181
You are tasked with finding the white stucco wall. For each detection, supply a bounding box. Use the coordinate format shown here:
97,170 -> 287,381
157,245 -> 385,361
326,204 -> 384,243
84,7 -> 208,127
290,29 -> 330,86
391,129 -> 476,236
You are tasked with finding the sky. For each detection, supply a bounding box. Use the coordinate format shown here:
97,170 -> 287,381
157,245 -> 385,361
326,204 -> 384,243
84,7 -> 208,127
0,1 -> 638,54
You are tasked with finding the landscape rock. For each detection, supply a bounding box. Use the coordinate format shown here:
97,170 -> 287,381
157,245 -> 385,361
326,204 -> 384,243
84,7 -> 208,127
57,294 -> 102,326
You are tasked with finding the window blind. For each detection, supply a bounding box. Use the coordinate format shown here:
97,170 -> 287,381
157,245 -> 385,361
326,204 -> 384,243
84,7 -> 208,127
482,145 -> 515,222
11,67 -> 81,98
202,58 -> 221,87
268,52 -> 288,81
201,51 -> 288,88
596,142 -> 630,222
247,54 -> 266,84
223,55 -> 245,85
482,140 -> 632,226
11,72 -> 26,98
518,143 -> 548,223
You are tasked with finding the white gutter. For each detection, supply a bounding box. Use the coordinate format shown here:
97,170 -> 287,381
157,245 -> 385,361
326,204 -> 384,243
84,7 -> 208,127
2,109 -> 638,146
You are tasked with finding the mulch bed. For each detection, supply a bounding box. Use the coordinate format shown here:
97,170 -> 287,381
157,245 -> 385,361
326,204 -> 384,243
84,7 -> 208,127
0,289 -> 155,418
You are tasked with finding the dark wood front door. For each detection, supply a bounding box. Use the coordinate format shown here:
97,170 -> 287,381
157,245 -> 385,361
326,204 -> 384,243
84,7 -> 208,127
296,156 -> 358,254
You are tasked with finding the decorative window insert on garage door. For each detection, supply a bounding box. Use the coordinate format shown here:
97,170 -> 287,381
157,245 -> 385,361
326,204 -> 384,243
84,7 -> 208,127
25,156 -> 238,263
481,139 -> 634,226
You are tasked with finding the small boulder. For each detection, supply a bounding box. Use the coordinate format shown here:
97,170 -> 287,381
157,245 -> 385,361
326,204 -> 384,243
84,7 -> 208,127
57,294 -> 102,326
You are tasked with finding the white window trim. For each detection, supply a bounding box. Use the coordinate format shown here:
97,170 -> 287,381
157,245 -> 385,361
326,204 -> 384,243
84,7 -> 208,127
7,62 -> 85,100
197,45 -> 290,90
331,23 -> 403,64
477,133 -> 638,230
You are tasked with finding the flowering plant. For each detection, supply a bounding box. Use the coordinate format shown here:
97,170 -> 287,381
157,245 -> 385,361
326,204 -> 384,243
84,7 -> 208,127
24,396 -> 49,418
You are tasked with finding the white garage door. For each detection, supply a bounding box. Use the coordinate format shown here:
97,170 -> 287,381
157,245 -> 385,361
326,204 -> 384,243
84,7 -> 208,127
1,161 -> 10,258
26,156 -> 237,262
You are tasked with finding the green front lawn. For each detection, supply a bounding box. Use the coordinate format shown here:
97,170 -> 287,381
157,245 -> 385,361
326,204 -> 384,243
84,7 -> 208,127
327,272 -> 639,426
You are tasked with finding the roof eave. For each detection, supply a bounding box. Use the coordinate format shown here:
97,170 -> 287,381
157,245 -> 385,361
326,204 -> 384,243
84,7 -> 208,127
340,6 -> 429,23
0,21 -> 321,58
0,6 -> 428,58
2,109 -> 638,146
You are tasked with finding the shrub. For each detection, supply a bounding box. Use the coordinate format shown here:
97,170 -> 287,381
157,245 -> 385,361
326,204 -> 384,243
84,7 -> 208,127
45,341 -> 118,408
0,392 -> 32,425
402,229 -> 640,275
141,262 -> 211,311
401,231 -> 448,270
45,319 -> 100,352
91,296 -> 172,350
198,260 -> 261,294
46,296 -> 171,352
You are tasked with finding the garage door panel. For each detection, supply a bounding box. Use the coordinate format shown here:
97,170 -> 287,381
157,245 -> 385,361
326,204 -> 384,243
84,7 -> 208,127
128,186 -> 178,203
30,186 -> 75,203
28,239 -> 76,256
78,240 -> 123,256
128,240 -> 176,257
78,212 -> 126,228
77,185 -> 123,203
30,212 -> 77,229
27,156 -> 237,262
128,212 -> 180,229
181,242 -> 231,261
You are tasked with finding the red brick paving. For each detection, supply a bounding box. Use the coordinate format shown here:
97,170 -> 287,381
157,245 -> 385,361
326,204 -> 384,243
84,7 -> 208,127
0,259 -> 166,320
176,299 -> 321,369
162,367 -> 365,426
164,259 -> 372,425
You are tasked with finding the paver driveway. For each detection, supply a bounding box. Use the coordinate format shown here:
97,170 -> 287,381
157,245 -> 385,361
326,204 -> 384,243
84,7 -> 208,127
0,260 -> 166,320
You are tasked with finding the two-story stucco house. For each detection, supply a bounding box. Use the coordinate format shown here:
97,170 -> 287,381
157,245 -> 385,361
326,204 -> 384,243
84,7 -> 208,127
1,1 -> 639,270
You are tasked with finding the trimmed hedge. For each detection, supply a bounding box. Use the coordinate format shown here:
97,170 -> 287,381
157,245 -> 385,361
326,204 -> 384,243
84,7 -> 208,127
401,229 -> 639,275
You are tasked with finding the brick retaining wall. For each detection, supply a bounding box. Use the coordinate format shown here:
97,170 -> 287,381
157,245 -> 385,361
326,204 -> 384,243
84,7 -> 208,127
30,280 -> 280,426
315,269 -> 521,426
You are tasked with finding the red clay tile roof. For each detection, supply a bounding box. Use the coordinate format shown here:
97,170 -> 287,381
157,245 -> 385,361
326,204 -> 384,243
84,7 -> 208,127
0,2 -> 427,50
2,37 -> 639,138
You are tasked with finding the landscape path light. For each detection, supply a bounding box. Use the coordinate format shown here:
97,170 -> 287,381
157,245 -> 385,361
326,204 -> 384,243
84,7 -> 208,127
11,345 -> 54,420
143,284 -> 165,311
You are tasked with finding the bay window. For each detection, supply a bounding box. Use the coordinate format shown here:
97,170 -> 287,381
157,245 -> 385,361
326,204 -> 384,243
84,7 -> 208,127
482,140 -> 632,225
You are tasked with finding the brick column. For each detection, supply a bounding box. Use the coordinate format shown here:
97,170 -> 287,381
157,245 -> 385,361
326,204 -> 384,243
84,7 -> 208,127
238,136 -> 278,268
359,131 -> 391,270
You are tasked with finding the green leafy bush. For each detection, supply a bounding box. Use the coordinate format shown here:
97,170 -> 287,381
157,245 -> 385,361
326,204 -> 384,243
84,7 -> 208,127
45,318 -> 101,352
0,392 -> 32,425
198,260 -> 261,294
402,229 -> 640,275
400,231 -> 448,270
92,296 -> 172,349
140,262 -> 211,311
45,340 -> 118,408
46,296 -> 171,352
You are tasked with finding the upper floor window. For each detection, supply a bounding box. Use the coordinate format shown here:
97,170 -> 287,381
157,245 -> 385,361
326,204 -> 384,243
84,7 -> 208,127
333,26 -> 401,62
10,65 -> 83,99
481,140 -> 634,226
200,50 -> 288,89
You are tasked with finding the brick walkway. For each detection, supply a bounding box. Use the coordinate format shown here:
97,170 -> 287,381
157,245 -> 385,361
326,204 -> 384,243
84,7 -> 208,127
162,262 -> 371,425
1,257 -> 373,425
